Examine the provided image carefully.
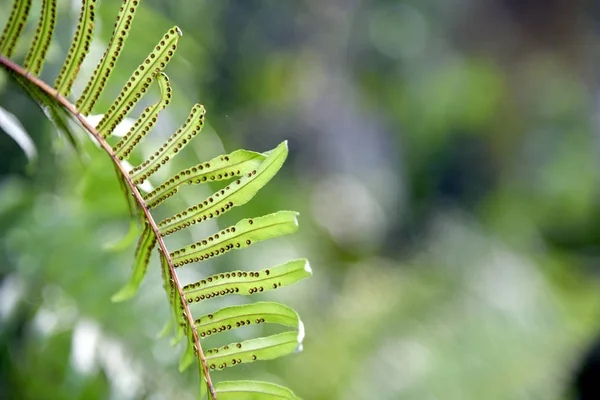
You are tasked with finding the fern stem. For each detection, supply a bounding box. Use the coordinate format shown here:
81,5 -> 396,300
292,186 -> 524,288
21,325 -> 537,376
0,55 -> 217,400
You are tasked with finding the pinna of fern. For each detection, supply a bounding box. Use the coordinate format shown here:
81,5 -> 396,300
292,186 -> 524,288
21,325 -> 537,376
0,0 -> 311,399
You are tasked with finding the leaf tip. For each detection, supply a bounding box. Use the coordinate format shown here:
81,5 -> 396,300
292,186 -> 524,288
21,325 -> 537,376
297,319 -> 305,347
178,348 -> 194,372
279,140 -> 290,157
110,283 -> 137,302
303,259 -> 312,275
282,210 -> 300,227
157,320 -> 172,338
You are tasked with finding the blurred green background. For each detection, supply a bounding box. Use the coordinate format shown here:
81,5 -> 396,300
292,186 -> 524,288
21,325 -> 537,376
2,0 -> 600,399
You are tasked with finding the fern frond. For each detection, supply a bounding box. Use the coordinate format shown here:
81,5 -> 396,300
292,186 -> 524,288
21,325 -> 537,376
214,381 -> 300,400
111,220 -> 157,302
113,164 -> 140,219
194,302 -> 302,338
144,148 -> 266,209
9,72 -> 81,150
206,330 -> 303,371
130,104 -> 206,185
76,0 -> 142,114
157,141 -> 288,234
160,249 -> 186,344
1,0 -> 311,397
23,0 -> 56,75
96,27 -> 181,138
183,259 -> 311,304
54,0 -> 97,97
169,211 -> 299,267
0,0 -> 31,57
179,320 -> 198,372
114,72 -> 172,159
104,220 -> 139,251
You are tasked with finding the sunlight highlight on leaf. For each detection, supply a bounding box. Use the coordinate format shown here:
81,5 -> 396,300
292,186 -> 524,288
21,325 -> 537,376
0,106 -> 37,161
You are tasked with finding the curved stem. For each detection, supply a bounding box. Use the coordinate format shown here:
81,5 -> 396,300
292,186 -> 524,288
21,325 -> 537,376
0,55 -> 217,400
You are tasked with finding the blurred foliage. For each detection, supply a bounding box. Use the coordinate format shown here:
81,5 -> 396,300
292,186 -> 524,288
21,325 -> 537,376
3,0 -> 600,399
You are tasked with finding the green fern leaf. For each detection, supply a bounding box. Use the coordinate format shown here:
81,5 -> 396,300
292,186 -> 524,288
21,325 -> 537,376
214,381 -> 301,400
113,72 -> 172,159
76,0 -> 142,114
104,220 -> 139,251
183,259 -> 311,304
96,27 -> 181,138
54,0 -> 97,97
23,0 -> 56,75
179,323 -> 196,372
144,148 -> 266,209
169,211 -> 299,267
157,141 -> 288,234
159,249 -> 186,345
113,164 -> 141,220
194,302 -> 301,338
0,0 -> 31,57
111,220 -> 157,302
0,0 -> 311,395
8,72 -> 81,150
206,331 -> 303,371
130,104 -> 206,185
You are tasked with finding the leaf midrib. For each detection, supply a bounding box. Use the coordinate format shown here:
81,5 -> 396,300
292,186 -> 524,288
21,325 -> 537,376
207,337 -> 297,361
185,267 -> 304,297
196,311 -> 298,329
172,219 -> 295,262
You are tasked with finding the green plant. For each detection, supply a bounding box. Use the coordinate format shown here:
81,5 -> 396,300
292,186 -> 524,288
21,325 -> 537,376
0,0 -> 311,398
